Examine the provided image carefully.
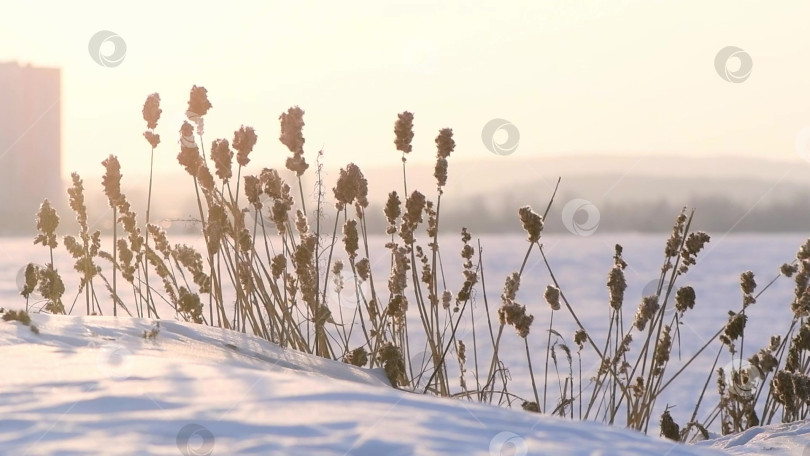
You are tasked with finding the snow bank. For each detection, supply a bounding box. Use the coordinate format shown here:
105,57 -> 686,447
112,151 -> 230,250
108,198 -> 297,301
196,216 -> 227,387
0,314 -> 802,455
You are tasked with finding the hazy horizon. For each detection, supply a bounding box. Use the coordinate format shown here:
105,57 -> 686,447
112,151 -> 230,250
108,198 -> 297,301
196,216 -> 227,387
4,1 -> 810,238
3,0 -> 810,183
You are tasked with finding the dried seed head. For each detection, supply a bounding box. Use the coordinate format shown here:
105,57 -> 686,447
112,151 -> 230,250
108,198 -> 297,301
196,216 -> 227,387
781,263 -> 798,277
333,163 -> 369,210
522,401 -> 540,413
425,201 -> 438,241
498,300 -> 534,338
101,155 -> 123,208
792,288 -> 810,318
660,410 -> 680,441
270,198 -> 292,235
377,342 -> 407,387
750,351 -> 779,376
147,224 -> 171,259
654,325 -> 672,371
34,199 -> 60,249
665,209 -> 688,258
461,227 -> 472,245
279,106 -> 305,155
399,191 -> 426,245
433,128 -> 454,190
457,340 -> 466,364
243,175 -> 262,209
143,131 -> 160,148
142,92 -> 162,130
720,311 -> 747,347
344,346 -> 369,367
356,258 -> 370,281
20,263 -> 39,299
740,270 -> 756,296
607,265 -> 626,311
196,163 -> 215,192
544,285 -> 561,311
178,287 -> 203,323
270,254 -> 286,279
675,286 -> 696,313
293,234 -> 319,312
384,191 -> 401,234
187,85 -> 212,117
331,259 -> 344,277
435,127 -> 454,159
142,92 -> 162,148
613,244 -> 628,269
233,125 -> 258,167
434,157 -> 448,190
177,122 -> 202,177
633,295 -> 659,331
798,239 -> 810,261
210,138 -> 233,182
295,209 -> 310,235
185,86 -> 211,136
280,106 -> 308,176
387,294 -> 409,327
574,329 -> 588,350
388,245 -> 410,297
117,238 -> 136,283
394,111 -> 414,155
664,207 -> 686,270
679,231 -> 711,273
38,264 -> 65,314
204,204 -> 229,255
285,154 -> 309,176
342,220 -> 359,260
768,335 -> 782,352
441,290 -> 453,309
260,168 -> 284,199
771,370 -> 810,411
740,270 -> 757,308
172,245 -> 211,293
518,206 -> 543,243
501,272 -> 521,303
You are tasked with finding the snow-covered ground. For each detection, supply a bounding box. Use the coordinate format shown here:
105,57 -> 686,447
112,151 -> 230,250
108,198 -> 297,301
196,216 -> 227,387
2,314 -> 808,455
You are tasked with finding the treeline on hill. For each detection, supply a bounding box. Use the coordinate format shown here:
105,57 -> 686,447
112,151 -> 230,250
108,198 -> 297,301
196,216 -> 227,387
5,192 -> 809,236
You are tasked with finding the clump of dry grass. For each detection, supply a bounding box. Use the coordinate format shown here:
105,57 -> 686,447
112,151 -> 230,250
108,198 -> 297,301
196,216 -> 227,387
21,85 -> 810,441
1,308 -> 39,334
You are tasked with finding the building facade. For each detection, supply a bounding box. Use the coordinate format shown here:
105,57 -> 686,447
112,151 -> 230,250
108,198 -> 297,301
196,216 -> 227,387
0,62 -> 62,233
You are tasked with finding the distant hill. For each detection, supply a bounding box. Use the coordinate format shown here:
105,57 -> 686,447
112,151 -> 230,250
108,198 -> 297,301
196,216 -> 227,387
6,154 -> 810,234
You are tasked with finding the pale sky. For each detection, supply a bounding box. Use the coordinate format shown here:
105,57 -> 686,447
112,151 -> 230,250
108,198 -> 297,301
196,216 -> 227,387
2,0 -> 810,180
